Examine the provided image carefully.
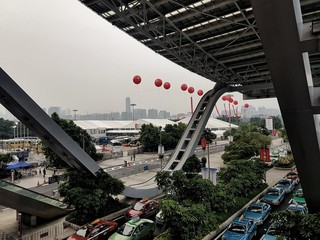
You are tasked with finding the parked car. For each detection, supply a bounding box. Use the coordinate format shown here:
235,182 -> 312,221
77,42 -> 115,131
261,223 -> 287,240
284,171 -> 300,185
108,217 -> 155,240
155,210 -> 165,225
125,198 -> 159,220
222,217 -> 257,240
261,187 -> 285,205
274,179 -> 295,193
287,204 -> 308,214
242,201 -> 271,225
67,219 -> 118,240
291,188 -> 306,205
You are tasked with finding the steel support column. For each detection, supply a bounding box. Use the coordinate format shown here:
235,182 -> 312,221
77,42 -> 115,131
251,0 -> 320,212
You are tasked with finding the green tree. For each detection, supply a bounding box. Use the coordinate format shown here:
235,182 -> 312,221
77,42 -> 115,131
0,153 -> 11,165
160,200 -> 218,240
139,124 -> 161,152
59,168 -> 125,225
182,154 -> 202,178
42,113 -> 102,168
278,127 -> 288,142
0,118 -> 17,139
161,122 -> 186,150
271,211 -> 320,239
155,171 -> 218,240
222,125 -> 271,163
139,123 -> 186,152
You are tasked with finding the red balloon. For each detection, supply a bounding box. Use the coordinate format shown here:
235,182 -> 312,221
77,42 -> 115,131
154,78 -> 163,87
163,82 -> 171,90
244,103 -> 249,108
228,97 -> 233,103
181,84 -> 188,91
222,95 -> 227,101
133,75 -> 141,85
233,100 -> 238,105
188,86 -> 194,94
197,89 -> 203,96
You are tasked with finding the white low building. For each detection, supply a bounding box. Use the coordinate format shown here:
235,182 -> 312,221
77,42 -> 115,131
74,118 -> 236,139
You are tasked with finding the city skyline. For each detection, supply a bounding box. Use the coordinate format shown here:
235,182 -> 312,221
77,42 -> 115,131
0,96 -> 280,122
0,0 -> 280,118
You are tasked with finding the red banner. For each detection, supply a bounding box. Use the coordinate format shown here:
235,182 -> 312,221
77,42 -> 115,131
259,148 -> 270,163
201,138 -> 207,150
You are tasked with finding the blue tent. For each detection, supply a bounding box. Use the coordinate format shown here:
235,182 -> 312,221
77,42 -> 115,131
6,161 -> 32,170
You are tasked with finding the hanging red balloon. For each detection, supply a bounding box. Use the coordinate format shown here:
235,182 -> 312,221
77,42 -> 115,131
181,83 -> 188,91
133,75 -> 141,85
244,103 -> 249,108
233,100 -> 238,105
163,82 -> 171,90
197,89 -> 203,96
222,95 -> 227,101
188,86 -> 194,94
154,78 -> 163,87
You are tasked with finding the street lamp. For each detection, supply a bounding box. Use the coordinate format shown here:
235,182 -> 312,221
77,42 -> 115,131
73,109 -> 78,120
12,125 -> 16,150
158,126 -> 164,169
222,94 -> 234,142
130,103 -> 136,121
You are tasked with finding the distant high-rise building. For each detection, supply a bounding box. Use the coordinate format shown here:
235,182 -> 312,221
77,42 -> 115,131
126,97 -> 131,113
159,110 -> 170,119
121,112 -> 131,120
135,109 -> 147,119
48,106 -> 61,116
148,109 -> 158,119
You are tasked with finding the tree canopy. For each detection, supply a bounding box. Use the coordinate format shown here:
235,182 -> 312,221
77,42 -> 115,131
155,159 -> 267,240
42,112 -> 102,168
139,123 -> 186,152
59,168 -> 125,225
222,125 -> 272,163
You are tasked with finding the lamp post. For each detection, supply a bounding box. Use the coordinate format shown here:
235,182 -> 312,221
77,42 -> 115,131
12,125 -> 16,150
73,109 -> 78,120
130,103 -> 136,122
158,126 -> 164,169
224,94 -> 233,143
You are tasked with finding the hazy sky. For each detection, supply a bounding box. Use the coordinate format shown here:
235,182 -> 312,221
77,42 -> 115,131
0,0 -> 279,116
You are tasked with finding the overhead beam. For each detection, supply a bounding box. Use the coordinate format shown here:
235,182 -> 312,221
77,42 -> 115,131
0,68 -> 101,176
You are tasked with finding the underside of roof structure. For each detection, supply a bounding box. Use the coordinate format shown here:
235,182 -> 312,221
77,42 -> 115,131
79,0 -> 320,99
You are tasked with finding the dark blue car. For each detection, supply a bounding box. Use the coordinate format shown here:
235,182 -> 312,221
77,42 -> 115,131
222,218 -> 257,240
242,201 -> 271,225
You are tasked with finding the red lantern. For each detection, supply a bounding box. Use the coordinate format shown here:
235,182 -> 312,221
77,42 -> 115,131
197,89 -> 203,96
181,84 -> 188,91
188,86 -> 194,94
244,103 -> 249,108
228,97 -> 233,103
163,82 -> 171,90
222,95 -> 227,101
133,75 -> 141,85
154,78 -> 163,87
233,100 -> 238,105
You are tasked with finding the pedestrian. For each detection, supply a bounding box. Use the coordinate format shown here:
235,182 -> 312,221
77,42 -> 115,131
43,168 -> 46,178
